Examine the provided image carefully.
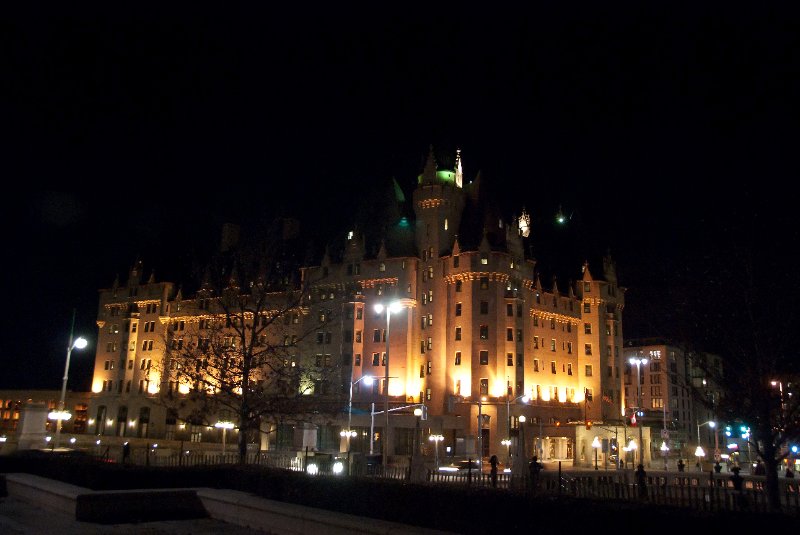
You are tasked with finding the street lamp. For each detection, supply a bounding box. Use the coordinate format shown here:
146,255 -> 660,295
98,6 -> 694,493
429,434 -> 444,468
697,420 -> 715,447
629,356 -> 648,467
476,395 -> 487,463
506,393 -> 529,464
50,309 -> 88,450
592,436 -> 601,470
511,415 -> 527,488
342,375 -> 374,452
374,301 -> 402,469
214,421 -> 235,455
501,439 -> 512,465
695,445 -> 706,470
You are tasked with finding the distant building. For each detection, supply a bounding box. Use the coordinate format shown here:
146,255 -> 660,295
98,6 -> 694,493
86,147 -> 633,467
0,389 -> 91,439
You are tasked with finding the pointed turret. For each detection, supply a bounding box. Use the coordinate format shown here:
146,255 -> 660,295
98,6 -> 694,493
148,270 -> 156,284
519,207 -> 531,238
321,245 -> 331,268
582,261 -> 593,282
128,260 -> 143,286
452,236 -> 461,257
603,250 -> 618,284
421,144 -> 437,184
377,239 -> 388,261
454,148 -> 464,188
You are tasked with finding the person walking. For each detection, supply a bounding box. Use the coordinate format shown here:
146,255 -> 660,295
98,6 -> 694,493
677,459 -> 685,472
489,455 -> 499,488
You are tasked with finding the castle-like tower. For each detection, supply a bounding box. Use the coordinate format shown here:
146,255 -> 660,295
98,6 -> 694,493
88,146 -> 634,467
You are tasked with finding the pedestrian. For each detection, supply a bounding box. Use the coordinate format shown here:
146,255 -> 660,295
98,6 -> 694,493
729,465 -> 746,509
786,466 -> 795,479
635,463 -> 647,500
489,455 -> 499,488
677,459 -> 685,472
714,462 -> 722,473
529,455 -> 543,491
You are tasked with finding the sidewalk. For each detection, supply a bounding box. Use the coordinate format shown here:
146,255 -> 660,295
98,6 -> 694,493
0,495 -> 268,534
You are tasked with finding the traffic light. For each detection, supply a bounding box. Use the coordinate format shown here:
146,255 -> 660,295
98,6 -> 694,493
585,420 -> 593,430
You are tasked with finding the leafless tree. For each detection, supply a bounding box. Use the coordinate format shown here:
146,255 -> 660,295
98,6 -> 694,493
155,222 -> 345,462
687,213 -> 799,512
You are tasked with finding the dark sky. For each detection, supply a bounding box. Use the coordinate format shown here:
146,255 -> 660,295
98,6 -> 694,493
2,7 -> 798,390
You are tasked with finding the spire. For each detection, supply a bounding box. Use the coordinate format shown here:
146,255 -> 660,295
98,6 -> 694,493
582,261 -> 593,281
148,270 -> 156,284
421,144 -> 437,184
452,236 -> 461,256
112,274 -> 120,289
454,148 -> 463,188
479,226 -> 491,253
175,286 -> 183,302
519,207 -> 531,237
603,249 -> 618,284
377,239 -> 387,261
321,245 -> 331,267
552,276 -> 560,296
392,177 -> 406,203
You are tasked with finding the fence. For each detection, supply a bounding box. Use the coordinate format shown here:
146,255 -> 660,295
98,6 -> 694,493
122,449 -> 799,515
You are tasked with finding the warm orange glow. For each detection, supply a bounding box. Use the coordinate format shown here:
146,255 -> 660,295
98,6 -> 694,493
91,381 -> 103,393
178,384 -> 190,394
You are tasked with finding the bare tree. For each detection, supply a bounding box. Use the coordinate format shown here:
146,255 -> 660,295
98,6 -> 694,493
155,223 -> 345,462
687,213 -> 799,512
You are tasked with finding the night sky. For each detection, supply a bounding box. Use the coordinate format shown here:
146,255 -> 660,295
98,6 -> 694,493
3,7 -> 798,391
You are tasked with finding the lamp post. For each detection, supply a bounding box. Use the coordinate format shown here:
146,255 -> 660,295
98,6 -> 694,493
592,436 -> 601,470
429,434 -> 444,468
501,439 -> 512,465
506,393 -> 529,464
374,302 -> 402,470
50,309 -> 88,450
629,356 -> 648,467
660,440 -> 669,471
511,415 -> 527,488
215,421 -> 235,455
476,395 -> 487,463
342,375 -> 374,452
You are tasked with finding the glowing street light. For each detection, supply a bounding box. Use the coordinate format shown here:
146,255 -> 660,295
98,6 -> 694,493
660,440 -> 670,471
51,309 -> 88,450
695,445 -> 706,470
342,375 -> 374,452
592,436 -> 601,470
374,301 -> 403,469
506,393 -> 529,464
629,356 -> 648,467
429,434 -> 444,468
501,438 -> 512,465
214,421 -> 235,455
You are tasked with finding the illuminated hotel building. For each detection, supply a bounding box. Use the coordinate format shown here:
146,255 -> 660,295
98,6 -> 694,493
88,147 -> 632,467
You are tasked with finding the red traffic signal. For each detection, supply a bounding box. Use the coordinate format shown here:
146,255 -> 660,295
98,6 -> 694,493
585,420 -> 593,430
